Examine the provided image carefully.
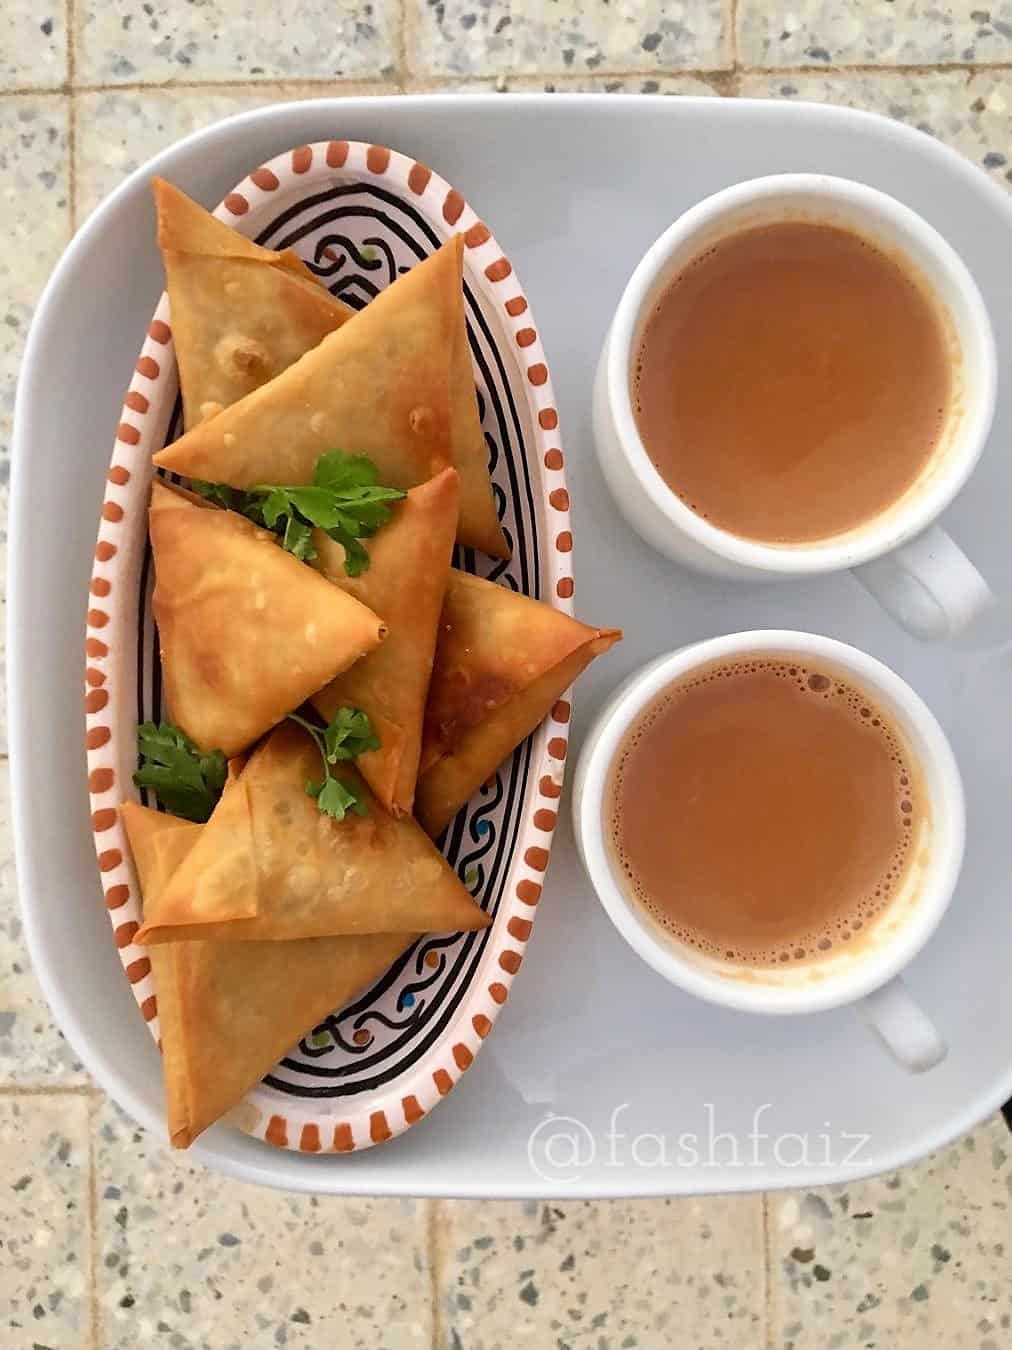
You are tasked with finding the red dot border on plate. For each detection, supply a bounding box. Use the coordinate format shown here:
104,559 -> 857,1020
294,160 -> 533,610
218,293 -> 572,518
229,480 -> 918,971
85,140 -> 576,1153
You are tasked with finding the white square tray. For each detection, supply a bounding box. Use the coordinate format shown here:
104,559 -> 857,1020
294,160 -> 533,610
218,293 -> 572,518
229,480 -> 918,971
11,94 -> 1012,1197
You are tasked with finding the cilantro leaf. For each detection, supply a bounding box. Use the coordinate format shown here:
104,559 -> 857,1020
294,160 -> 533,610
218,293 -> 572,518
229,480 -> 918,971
326,527 -> 370,577
191,450 -> 406,575
191,479 -> 243,511
133,721 -> 226,823
289,707 -> 378,820
258,488 -> 291,530
343,496 -> 403,531
313,450 -> 379,493
313,776 -> 367,822
323,707 -> 381,762
282,515 -> 316,561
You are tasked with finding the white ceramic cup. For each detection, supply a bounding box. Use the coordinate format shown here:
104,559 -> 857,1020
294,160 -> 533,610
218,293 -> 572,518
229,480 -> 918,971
592,174 -> 997,641
572,630 -> 965,1073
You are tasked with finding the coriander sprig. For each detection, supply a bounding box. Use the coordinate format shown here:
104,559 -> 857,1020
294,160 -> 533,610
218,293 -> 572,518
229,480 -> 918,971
133,722 -> 227,824
193,450 -> 405,575
288,707 -> 380,821
132,707 -> 379,826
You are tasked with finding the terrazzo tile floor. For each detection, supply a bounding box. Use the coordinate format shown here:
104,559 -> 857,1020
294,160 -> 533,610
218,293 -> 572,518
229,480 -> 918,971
3,2 -> 1012,1345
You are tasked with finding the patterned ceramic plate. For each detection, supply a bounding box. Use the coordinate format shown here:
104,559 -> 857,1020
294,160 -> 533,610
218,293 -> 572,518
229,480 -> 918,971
84,140 -> 574,1153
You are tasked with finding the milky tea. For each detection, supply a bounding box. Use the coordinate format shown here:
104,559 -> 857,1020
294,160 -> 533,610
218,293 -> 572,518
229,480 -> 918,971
632,220 -> 953,544
606,656 -> 930,970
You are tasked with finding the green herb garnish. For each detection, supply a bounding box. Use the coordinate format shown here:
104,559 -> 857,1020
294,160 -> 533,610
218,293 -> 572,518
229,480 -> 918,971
133,707 -> 380,825
192,450 -> 405,575
288,707 -> 380,821
133,721 -> 227,823
189,479 -> 241,511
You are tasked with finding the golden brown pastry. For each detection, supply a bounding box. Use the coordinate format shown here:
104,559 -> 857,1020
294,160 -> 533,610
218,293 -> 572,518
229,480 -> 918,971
121,800 -> 412,1149
153,236 -> 509,558
149,480 -> 386,757
311,467 -> 460,815
135,722 -> 490,944
416,571 -> 622,835
154,177 -> 352,427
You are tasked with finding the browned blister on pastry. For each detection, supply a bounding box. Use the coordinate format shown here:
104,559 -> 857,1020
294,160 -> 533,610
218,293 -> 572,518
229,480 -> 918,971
416,571 -> 622,835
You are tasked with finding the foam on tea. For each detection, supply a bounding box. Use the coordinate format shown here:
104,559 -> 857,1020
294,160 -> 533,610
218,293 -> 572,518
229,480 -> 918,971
632,220 -> 953,543
606,657 -> 927,968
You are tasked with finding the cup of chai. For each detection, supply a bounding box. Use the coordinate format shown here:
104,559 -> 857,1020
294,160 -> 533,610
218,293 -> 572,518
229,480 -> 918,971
592,174 -> 997,641
572,631 -> 965,1072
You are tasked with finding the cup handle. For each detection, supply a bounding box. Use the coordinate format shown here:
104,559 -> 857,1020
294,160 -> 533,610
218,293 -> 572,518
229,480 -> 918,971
853,524 -> 992,641
857,976 -> 947,1073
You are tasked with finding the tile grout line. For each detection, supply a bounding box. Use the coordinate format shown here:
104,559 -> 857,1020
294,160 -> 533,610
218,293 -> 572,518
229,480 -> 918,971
726,0 -> 743,95
697,69 -> 739,97
396,0 -> 409,94
2,57 -> 1012,100
0,77 -> 404,100
86,1091 -> 102,1350
718,2 -> 742,99
44,76 -> 404,96
736,56 -> 1007,78
392,58 -> 1012,86
428,1198 -> 443,1350
762,1192 -> 775,1350
0,1082 -> 98,1095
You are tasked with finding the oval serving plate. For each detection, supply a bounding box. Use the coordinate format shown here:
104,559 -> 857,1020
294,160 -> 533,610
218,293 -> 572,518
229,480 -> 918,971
84,140 -> 574,1154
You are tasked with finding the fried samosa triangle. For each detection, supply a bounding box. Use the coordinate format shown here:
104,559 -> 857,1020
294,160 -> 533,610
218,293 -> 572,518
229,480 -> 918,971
149,480 -> 386,758
120,801 -> 412,1150
153,236 -> 509,558
416,572 -> 622,836
310,467 -> 460,816
135,722 -> 490,944
153,177 -> 353,428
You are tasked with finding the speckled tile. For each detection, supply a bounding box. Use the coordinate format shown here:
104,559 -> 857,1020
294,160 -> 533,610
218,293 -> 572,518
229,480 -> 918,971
768,1112 -> 1012,1349
0,96 -> 70,764
739,69 -> 1012,193
435,1194 -> 764,1348
3,2 -> 67,90
93,1095 -> 433,1350
73,84 -> 396,225
738,0 -> 1012,68
405,0 -> 732,79
75,0 -> 398,86
0,1093 -> 92,1347
0,764 -> 86,1084
0,539 -> 6,755
0,96 -> 71,608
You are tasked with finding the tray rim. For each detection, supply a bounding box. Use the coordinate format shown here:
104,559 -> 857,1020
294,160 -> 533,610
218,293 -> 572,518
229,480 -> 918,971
12,92 -> 1012,1196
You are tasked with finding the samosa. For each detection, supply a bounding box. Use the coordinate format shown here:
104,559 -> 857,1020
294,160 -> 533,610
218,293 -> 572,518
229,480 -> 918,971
153,236 -> 509,558
135,722 -> 490,944
154,177 -> 353,427
311,467 -> 459,816
149,480 -> 385,757
121,801 -> 412,1149
416,571 -> 622,835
